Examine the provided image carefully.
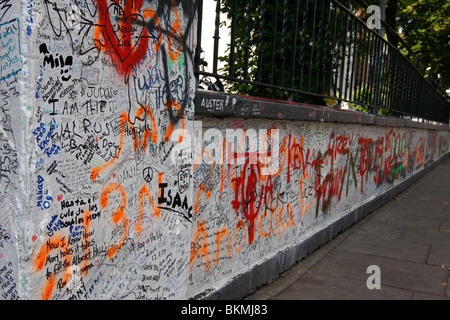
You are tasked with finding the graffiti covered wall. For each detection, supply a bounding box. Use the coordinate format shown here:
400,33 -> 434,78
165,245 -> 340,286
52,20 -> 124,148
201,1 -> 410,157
0,0 -> 23,301
1,0 -> 197,300
0,1 -> 449,301
189,115 -> 450,297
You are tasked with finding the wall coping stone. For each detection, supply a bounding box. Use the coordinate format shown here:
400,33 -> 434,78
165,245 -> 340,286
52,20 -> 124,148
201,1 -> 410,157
194,90 -> 450,131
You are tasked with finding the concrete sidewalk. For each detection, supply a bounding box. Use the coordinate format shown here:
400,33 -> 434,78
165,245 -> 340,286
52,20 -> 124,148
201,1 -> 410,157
245,159 -> 450,300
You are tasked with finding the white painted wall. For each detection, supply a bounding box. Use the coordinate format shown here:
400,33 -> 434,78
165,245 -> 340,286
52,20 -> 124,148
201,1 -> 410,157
188,115 -> 450,297
0,1 -> 449,301
1,0 -> 197,300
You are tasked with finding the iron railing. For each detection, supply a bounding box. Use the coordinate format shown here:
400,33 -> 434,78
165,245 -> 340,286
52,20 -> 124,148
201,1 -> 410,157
194,0 -> 450,124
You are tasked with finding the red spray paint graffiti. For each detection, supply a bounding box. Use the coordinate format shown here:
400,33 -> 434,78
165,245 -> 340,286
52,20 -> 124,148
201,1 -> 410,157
95,0 -> 150,76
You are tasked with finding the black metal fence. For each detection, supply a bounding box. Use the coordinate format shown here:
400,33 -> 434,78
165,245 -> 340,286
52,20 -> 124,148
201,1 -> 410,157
194,0 -> 450,124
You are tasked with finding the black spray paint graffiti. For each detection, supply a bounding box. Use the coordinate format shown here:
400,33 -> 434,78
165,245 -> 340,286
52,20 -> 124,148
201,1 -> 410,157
39,43 -> 73,81
41,0 -> 198,165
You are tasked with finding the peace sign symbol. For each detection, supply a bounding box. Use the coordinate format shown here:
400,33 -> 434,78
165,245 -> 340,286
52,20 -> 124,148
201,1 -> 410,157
143,167 -> 153,183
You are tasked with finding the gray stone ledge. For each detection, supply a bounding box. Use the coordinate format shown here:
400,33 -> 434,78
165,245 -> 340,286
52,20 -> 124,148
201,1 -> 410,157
194,90 -> 450,131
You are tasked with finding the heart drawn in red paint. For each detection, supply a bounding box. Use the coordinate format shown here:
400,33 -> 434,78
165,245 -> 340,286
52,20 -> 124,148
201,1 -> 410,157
32,235 -> 37,243
113,173 -> 116,178
57,194 -> 63,202
97,0 -> 149,76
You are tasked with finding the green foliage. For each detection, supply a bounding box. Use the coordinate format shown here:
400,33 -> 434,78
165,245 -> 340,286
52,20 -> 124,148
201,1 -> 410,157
217,0 -> 337,105
347,72 -> 391,116
363,0 -> 449,90
213,0 -> 449,113
397,0 -> 450,90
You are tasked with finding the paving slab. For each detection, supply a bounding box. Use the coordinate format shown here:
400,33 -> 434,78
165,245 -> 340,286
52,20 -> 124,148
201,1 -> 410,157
440,220 -> 450,232
368,209 -> 443,231
272,272 -> 414,300
245,158 -> 450,300
447,271 -> 450,298
308,249 -> 448,295
337,232 -> 431,263
273,249 -> 449,298
427,245 -> 450,267
400,228 -> 450,246
412,292 -> 450,300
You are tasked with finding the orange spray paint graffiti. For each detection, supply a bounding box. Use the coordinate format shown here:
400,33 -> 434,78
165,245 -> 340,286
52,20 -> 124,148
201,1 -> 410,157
100,183 -> 129,259
90,102 -> 183,182
190,220 -> 210,272
33,235 -> 72,300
